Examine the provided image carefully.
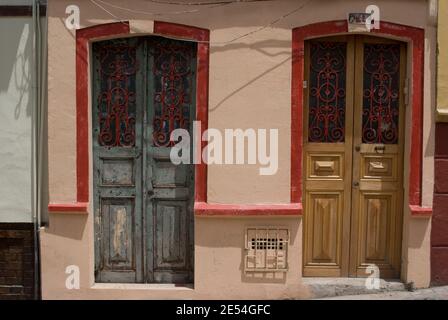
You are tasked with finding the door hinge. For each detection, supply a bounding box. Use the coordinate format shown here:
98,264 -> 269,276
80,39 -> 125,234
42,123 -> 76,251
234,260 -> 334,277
303,80 -> 308,89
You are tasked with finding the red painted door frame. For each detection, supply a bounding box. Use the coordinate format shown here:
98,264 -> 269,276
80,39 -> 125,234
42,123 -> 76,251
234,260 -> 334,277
48,21 -> 210,214
291,20 -> 431,217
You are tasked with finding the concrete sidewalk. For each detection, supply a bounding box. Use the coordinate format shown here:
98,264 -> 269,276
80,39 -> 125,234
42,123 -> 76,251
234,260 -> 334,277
318,286 -> 448,300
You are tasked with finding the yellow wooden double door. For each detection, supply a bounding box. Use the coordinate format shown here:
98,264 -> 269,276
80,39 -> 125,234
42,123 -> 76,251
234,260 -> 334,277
303,35 -> 406,278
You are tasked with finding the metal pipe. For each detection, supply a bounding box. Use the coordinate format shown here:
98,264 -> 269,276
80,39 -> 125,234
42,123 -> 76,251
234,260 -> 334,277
32,0 -> 45,300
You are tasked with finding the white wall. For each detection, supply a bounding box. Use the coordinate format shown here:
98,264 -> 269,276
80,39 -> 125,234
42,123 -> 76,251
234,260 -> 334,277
0,17 -> 34,223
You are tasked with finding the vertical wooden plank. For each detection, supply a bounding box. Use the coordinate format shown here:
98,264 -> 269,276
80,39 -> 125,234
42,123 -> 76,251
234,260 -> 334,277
92,46 -> 102,281
350,36 -> 405,278
92,38 -> 144,283
145,38 -> 196,283
303,37 -> 352,277
143,37 -> 154,283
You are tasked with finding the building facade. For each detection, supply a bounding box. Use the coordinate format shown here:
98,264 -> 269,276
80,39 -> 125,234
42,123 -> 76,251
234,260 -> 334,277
0,0 -> 446,300
37,0 -> 440,299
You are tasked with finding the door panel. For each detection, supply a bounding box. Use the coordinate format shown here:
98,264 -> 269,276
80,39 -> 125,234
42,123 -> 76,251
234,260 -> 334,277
154,201 -> 188,268
362,194 -> 392,261
93,38 -> 144,283
303,37 -> 354,277
350,37 -> 405,278
101,198 -> 136,271
145,38 -> 196,283
303,35 -> 405,278
309,193 -> 341,262
101,158 -> 135,186
93,37 -> 195,284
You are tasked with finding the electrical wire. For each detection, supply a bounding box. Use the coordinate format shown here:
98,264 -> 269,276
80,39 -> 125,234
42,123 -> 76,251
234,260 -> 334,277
94,0 -> 230,15
146,0 -> 273,5
89,0 -> 313,45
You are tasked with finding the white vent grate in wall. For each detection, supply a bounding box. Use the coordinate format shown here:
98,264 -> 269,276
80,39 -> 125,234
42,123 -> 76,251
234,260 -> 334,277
244,227 -> 289,272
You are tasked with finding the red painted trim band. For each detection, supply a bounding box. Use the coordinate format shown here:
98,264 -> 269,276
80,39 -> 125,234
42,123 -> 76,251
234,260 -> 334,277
194,202 -> 303,216
48,203 -> 89,214
291,20 -> 430,217
62,21 -> 210,213
48,22 -> 132,213
154,21 -> 210,42
76,22 -> 131,205
409,205 -> 433,217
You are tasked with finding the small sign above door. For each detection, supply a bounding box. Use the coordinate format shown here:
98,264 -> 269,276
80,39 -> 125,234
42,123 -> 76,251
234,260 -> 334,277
348,13 -> 372,32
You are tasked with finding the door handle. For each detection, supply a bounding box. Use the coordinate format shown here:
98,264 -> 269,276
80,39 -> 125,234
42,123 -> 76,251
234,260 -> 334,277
355,145 -> 360,152
147,189 -> 154,196
353,181 -> 359,187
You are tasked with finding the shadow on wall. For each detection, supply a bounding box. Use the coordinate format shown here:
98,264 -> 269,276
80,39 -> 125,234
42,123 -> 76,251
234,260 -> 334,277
52,0 -> 310,32
0,17 -> 34,223
45,214 -> 87,240
0,18 -> 32,119
49,0 -> 301,105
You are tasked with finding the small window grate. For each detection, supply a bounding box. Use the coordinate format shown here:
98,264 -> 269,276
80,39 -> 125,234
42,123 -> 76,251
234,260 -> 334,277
245,227 -> 289,273
250,238 -> 284,250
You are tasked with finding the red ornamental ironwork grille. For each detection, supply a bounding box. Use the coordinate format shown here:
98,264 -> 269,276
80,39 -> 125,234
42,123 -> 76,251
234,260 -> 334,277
152,39 -> 195,147
96,39 -> 138,147
94,37 -> 195,148
362,43 -> 400,144
308,41 -> 347,143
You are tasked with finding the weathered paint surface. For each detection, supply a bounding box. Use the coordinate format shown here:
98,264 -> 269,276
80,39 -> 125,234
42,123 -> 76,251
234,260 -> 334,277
92,37 -> 195,283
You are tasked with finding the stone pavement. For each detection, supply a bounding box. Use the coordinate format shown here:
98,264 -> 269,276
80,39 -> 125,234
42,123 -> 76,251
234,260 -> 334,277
318,286 -> 448,300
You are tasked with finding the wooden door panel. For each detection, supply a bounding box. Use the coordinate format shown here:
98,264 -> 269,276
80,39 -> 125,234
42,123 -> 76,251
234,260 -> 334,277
352,192 -> 400,278
307,193 -> 342,264
350,36 -> 405,278
303,37 -> 354,277
153,159 -> 188,187
93,37 -> 195,284
100,158 -> 135,186
362,194 -> 391,262
145,38 -> 196,284
303,36 -> 405,279
361,156 -> 397,180
154,201 -> 188,268
307,153 -> 344,179
93,38 -> 144,283
100,198 -> 136,270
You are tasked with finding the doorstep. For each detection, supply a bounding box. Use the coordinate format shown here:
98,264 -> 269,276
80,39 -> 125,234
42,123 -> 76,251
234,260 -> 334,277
91,283 -> 194,291
302,277 -> 407,299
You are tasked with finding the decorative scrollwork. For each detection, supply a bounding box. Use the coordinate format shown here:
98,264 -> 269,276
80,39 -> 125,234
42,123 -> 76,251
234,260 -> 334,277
308,41 -> 347,143
152,38 -> 195,147
96,39 -> 138,147
362,43 -> 400,144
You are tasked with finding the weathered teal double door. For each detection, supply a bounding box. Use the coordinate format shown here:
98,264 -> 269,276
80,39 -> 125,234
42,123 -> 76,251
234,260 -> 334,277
92,37 -> 196,284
